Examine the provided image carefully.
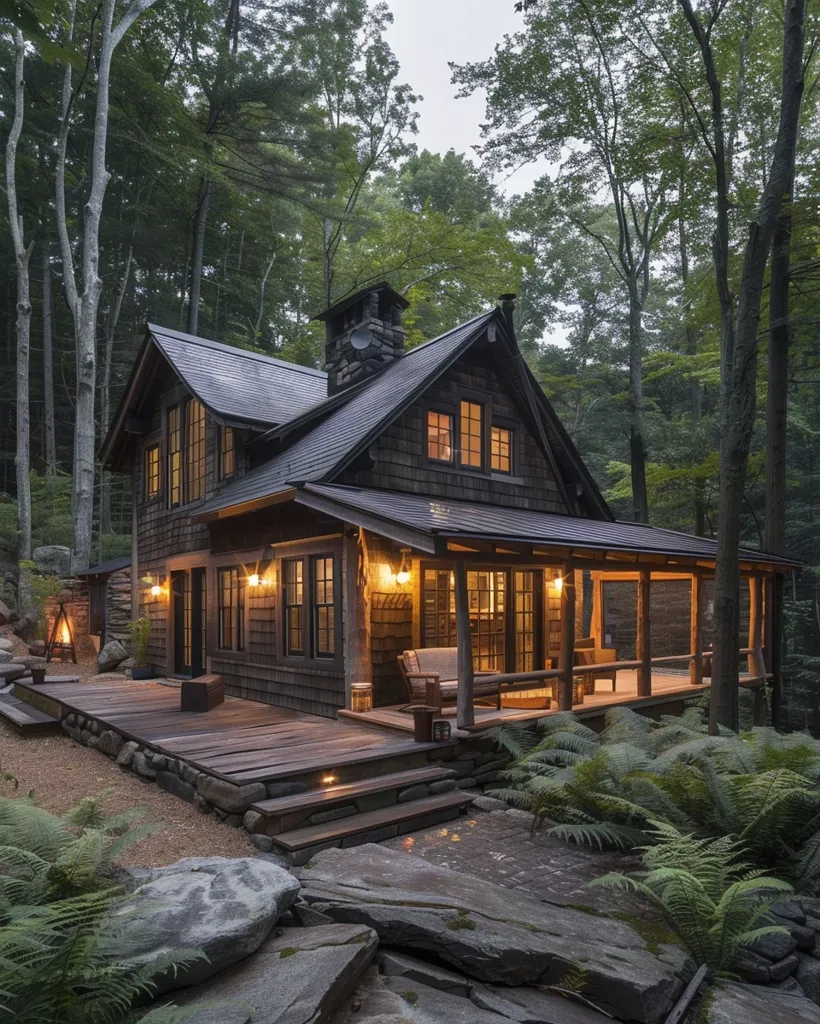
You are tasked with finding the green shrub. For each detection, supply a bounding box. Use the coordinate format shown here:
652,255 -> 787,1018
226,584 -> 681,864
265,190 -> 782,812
591,823 -> 792,975
127,618 -> 152,665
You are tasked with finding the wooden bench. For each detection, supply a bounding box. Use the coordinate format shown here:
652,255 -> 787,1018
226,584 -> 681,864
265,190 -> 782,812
180,674 -> 224,713
575,637 -> 618,693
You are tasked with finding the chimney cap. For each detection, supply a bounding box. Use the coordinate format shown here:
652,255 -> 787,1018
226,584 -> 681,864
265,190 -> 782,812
498,292 -> 517,303
312,281 -> 410,323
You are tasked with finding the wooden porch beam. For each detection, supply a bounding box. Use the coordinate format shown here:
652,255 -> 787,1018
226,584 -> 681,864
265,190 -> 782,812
558,561 -> 576,711
748,576 -> 765,680
343,526 -> 371,710
454,556 -> 475,729
690,576 -> 703,687
637,568 -> 651,697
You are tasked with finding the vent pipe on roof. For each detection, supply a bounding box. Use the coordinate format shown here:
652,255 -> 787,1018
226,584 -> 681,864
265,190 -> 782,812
499,293 -> 517,341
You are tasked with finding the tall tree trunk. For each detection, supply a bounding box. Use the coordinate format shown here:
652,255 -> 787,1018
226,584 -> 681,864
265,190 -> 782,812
6,31 -> 32,569
678,196 -> 706,536
627,285 -> 649,524
55,0 -> 158,571
100,246 -> 132,538
187,174 -> 212,335
42,249 -> 56,487
764,164 -> 794,558
682,0 -> 807,733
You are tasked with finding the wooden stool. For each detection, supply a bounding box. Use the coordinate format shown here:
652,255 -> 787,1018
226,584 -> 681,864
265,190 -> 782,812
181,674 -> 224,712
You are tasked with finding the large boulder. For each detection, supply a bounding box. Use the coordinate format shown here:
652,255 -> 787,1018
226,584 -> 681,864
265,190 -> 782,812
704,980 -> 820,1023
0,600 -> 11,625
0,651 -> 12,664
197,775 -> 267,814
0,637 -> 13,652
0,663 -> 26,683
32,545 -> 71,575
12,617 -> 36,642
170,922 -> 377,1024
298,845 -> 692,1024
12,655 -> 46,670
97,640 -> 128,672
104,857 -> 300,993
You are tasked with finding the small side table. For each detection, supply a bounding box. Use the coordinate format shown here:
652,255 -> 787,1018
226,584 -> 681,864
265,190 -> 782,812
425,677 -> 442,709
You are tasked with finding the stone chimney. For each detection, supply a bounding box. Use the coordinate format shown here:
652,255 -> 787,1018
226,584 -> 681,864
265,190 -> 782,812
315,282 -> 410,395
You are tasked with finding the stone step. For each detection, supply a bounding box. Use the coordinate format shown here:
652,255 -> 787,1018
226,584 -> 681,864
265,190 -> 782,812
0,692 -> 60,735
251,765 -> 457,835
271,790 -> 474,863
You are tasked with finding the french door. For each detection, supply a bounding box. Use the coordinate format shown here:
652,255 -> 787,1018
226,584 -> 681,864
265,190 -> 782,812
172,567 -> 207,677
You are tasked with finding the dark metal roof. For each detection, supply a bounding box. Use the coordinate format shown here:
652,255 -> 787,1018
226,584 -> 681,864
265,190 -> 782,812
79,556 -> 131,577
148,325 -> 328,427
296,484 -> 800,568
195,310 -> 498,519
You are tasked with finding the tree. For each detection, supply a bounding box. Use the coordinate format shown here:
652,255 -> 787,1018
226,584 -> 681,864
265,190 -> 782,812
55,0 -> 159,571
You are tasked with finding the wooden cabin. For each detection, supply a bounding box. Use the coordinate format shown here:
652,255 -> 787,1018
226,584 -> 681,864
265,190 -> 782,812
101,285 -> 796,730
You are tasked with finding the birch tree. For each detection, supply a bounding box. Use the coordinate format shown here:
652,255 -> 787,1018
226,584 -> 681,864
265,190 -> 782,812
6,29 -> 33,571
55,0 -> 158,571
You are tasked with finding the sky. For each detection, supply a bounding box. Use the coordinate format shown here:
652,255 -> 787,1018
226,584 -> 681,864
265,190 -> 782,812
384,0 -> 548,198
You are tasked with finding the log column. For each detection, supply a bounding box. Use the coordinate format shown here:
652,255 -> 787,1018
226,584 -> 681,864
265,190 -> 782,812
344,526 -> 372,708
748,576 -> 764,679
690,575 -> 703,686
637,568 -> 651,697
455,557 -> 475,729
558,562 -> 576,711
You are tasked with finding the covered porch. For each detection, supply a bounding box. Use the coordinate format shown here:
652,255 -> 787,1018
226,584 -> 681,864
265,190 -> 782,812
291,484 -> 797,729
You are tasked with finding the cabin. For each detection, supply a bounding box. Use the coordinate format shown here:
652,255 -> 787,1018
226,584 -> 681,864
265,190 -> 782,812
100,285 -> 796,732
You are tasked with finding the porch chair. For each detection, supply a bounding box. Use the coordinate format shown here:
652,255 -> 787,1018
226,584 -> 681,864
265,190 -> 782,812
574,637 -> 618,694
398,648 -> 500,710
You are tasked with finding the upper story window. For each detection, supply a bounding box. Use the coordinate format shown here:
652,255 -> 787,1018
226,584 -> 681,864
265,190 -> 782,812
167,398 -> 206,508
283,554 -> 337,660
427,410 -> 454,463
220,426 -> 235,479
217,567 -> 245,651
459,400 -> 483,468
144,445 -> 160,500
491,425 -> 512,474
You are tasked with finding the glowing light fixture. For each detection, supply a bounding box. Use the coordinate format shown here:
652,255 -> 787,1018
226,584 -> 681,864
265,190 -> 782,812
395,548 -> 411,586
553,575 -> 563,593
322,774 -> 338,785
248,573 -> 260,587
150,584 -> 162,597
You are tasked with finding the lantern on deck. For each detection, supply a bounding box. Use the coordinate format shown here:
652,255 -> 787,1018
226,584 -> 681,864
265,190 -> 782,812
432,719 -> 451,742
572,678 -> 586,705
351,682 -> 373,713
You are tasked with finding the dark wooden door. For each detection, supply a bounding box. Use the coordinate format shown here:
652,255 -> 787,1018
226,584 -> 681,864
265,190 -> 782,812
173,568 -> 206,677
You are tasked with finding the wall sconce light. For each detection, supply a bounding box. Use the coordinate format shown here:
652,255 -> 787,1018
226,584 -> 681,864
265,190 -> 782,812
150,584 -> 162,597
395,548 -> 411,586
143,574 -> 165,598
553,575 -> 563,593
248,573 -> 260,587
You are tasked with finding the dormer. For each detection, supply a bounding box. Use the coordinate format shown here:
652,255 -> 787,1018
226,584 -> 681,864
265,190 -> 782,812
315,282 -> 410,395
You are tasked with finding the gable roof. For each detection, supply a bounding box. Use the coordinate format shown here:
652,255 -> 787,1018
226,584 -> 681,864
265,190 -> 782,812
194,310 -> 499,519
101,325 -> 329,469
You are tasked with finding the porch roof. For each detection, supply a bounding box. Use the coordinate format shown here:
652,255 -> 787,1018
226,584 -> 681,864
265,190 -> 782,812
293,483 -> 800,570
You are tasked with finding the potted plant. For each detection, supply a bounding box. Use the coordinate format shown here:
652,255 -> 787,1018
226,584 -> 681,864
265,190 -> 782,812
127,617 -> 153,680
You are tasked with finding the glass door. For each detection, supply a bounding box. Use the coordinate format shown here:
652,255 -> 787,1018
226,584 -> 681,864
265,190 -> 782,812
172,568 -> 207,677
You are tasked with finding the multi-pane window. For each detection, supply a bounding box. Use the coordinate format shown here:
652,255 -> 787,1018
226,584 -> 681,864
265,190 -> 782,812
220,426 -> 235,479
491,426 -> 512,474
144,445 -> 160,500
186,400 -> 206,501
284,559 -> 305,655
217,567 -> 245,651
427,410 -> 454,463
168,406 -> 182,507
459,401 -> 483,468
514,570 -> 535,672
313,557 -> 335,657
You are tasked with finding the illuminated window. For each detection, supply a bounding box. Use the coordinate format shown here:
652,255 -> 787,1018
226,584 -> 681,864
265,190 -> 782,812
218,567 -> 245,651
144,445 -> 160,500
284,559 -> 304,655
491,426 -> 512,474
220,426 -> 235,479
459,401 -> 483,468
427,410 -> 454,462
313,556 -> 335,657
168,406 -> 182,507
186,400 -> 206,501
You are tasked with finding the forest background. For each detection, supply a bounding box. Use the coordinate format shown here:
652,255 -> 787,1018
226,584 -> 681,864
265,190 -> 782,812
0,0 -> 818,727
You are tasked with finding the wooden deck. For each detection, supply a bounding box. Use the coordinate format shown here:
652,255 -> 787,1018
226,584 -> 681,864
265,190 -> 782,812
339,669 -> 764,733
14,679 -> 453,785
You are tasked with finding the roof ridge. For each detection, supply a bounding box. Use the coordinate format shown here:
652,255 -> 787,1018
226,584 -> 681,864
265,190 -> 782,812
147,323 -> 327,378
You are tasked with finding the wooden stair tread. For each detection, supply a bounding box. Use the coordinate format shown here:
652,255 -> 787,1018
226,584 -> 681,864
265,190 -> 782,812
271,790 -> 473,852
224,740 -> 457,785
251,766 -> 455,816
0,693 -> 59,733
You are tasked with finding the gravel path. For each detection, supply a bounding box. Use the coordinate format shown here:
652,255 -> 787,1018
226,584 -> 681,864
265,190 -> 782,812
0,721 -> 254,866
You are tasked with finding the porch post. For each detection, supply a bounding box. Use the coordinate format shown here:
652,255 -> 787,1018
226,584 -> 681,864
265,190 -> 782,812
590,574 -> 604,647
770,573 -> 785,729
454,556 -> 475,729
130,468 -> 139,620
748,575 -> 765,679
689,575 -> 703,686
558,561 -> 575,711
344,526 -> 371,708
637,568 -> 651,697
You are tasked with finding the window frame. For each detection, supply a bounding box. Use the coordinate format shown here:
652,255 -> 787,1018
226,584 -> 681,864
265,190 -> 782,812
426,408 -> 456,465
144,443 -> 161,501
217,566 -> 245,653
280,550 -> 340,665
167,404 -> 182,508
219,425 -> 235,480
458,398 -> 485,470
490,423 -> 514,475
185,399 -> 207,502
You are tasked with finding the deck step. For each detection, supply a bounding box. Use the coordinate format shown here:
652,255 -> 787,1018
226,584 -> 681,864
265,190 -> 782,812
0,692 -> 60,735
270,790 -> 473,859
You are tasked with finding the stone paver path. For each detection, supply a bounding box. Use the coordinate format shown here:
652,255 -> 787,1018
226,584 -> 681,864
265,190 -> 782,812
383,807 -> 650,919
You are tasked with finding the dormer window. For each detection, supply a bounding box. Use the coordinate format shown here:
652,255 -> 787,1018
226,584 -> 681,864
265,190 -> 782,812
491,425 -> 513,474
459,401 -> 483,468
427,410 -> 454,463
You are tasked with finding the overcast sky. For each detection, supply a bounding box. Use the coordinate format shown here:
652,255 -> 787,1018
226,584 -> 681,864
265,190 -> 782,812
384,0 -> 547,197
